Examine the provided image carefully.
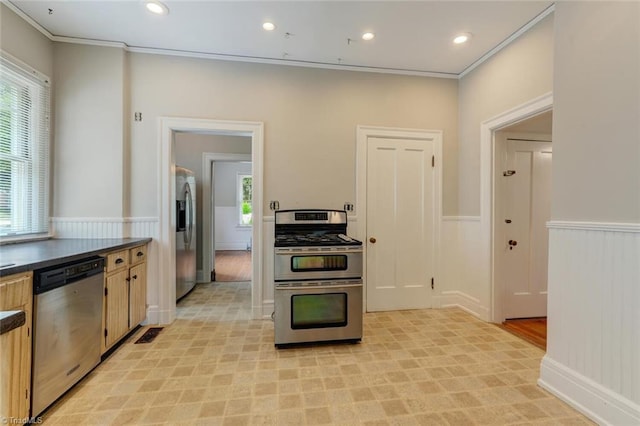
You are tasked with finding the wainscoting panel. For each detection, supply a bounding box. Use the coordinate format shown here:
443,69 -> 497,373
436,216 -> 489,320
261,217 -> 275,319
50,217 -> 161,324
51,217 -> 123,238
51,217 -> 159,239
539,223 -> 640,425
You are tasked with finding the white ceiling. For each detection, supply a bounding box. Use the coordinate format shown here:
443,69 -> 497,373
9,0 -> 553,77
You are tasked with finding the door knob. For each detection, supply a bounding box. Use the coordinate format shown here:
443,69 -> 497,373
369,237 -> 377,243
508,240 -> 518,250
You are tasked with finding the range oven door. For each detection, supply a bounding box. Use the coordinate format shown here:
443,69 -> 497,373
274,280 -> 363,346
274,246 -> 362,282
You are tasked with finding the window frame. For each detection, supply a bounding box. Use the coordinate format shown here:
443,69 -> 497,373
0,52 -> 51,242
237,173 -> 252,227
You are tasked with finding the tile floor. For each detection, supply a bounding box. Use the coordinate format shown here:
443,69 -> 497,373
40,282 -> 593,425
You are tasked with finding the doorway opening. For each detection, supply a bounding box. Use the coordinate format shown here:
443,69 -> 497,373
495,127 -> 552,349
481,93 -> 552,349
158,118 -> 264,324
200,153 -> 252,284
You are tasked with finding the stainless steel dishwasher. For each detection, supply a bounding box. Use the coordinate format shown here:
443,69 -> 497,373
32,256 -> 104,417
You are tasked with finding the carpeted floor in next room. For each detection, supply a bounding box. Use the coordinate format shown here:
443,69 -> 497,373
39,282 -> 592,425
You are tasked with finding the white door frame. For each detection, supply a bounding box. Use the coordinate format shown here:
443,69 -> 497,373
480,92 -> 553,323
158,117 -> 264,323
356,125 -> 443,311
495,133 -> 552,320
202,153 -> 252,283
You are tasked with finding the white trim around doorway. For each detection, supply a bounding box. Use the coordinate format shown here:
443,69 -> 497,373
480,92 -> 553,323
158,117 -> 264,323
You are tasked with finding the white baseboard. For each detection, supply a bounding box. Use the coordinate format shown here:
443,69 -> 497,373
196,270 -> 209,283
145,305 -> 159,325
261,300 -> 274,320
146,305 -> 174,325
434,291 -> 490,321
539,356 -> 640,425
434,291 -> 490,320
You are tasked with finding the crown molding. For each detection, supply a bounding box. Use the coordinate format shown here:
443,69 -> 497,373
126,46 -> 458,79
459,3 -> 555,78
53,36 -> 127,50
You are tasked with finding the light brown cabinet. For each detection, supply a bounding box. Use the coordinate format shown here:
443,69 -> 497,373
128,245 -> 147,328
0,272 -> 32,421
102,244 -> 148,353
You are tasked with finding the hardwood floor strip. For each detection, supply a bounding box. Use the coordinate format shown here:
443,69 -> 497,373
500,317 -> 547,350
215,250 -> 252,282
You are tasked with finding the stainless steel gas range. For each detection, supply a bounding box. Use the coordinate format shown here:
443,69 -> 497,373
273,209 -> 363,347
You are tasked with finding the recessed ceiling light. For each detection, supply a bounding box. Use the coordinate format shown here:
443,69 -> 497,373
362,32 -> 375,41
453,33 -> 471,44
145,0 -> 169,15
263,22 -> 276,31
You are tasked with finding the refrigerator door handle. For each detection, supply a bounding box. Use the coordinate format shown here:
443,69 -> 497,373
176,200 -> 186,232
185,184 -> 193,247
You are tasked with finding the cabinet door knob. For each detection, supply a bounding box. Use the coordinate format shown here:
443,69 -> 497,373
115,258 -> 124,264
369,237 -> 377,244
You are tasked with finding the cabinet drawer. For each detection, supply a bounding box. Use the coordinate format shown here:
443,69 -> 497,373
0,273 -> 33,310
129,245 -> 147,265
105,250 -> 129,272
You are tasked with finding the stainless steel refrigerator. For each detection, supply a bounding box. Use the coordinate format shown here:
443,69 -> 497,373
176,166 -> 196,300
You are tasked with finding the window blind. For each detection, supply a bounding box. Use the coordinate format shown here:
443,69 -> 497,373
0,54 -> 50,238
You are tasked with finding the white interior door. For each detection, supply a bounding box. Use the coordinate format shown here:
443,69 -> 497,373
503,138 -> 552,319
366,137 -> 434,312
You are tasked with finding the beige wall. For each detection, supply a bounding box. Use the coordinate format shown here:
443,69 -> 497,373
1,3 -> 54,218
213,162 -> 253,208
0,4 -> 53,77
552,2 -> 640,223
129,54 -> 459,217
52,43 -> 127,217
458,14 -> 554,216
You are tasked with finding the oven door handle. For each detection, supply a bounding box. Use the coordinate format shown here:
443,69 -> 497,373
275,249 -> 362,255
276,283 -> 363,290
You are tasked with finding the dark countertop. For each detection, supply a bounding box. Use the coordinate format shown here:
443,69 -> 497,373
0,310 -> 26,335
0,238 -> 152,277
